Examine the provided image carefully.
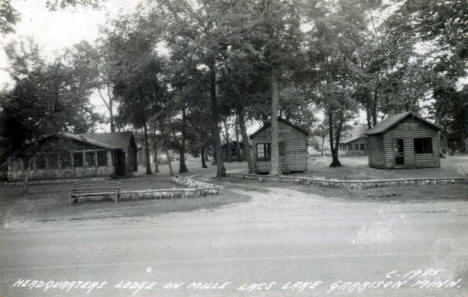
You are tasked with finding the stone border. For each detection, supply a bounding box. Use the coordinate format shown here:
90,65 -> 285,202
225,173 -> 468,190
173,176 -> 221,191
73,176 -> 219,203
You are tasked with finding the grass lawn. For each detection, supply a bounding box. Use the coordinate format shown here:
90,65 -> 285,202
301,154 -> 468,180
0,170 -> 250,226
2,154 -> 467,227
221,177 -> 468,203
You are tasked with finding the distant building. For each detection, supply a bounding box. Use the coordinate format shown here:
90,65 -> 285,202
7,132 -> 137,181
250,118 -> 309,174
221,141 -> 245,162
339,125 -> 368,156
365,112 -> 441,169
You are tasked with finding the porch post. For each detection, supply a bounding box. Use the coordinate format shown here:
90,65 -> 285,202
71,152 -> 74,177
94,151 -> 98,175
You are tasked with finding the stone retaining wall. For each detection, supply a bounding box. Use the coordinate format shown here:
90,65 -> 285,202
74,176 -> 220,203
173,176 -> 221,192
225,173 -> 468,190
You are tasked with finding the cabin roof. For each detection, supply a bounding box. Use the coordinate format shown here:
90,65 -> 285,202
54,132 -> 134,150
341,124 -> 368,144
250,118 -> 310,139
82,132 -> 134,150
341,135 -> 366,144
364,112 -> 441,135
221,141 -> 244,148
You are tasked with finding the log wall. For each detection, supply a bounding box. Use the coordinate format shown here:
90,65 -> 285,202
368,117 -> 440,169
252,121 -> 308,173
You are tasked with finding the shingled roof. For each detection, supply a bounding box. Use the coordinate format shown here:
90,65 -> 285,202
82,132 -> 135,150
365,112 -> 441,135
250,118 -> 310,139
341,124 -> 368,144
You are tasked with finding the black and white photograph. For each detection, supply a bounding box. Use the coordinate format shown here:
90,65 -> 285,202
0,0 -> 468,296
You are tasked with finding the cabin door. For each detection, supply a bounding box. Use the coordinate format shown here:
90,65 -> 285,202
114,150 -> 126,176
279,142 -> 287,173
394,139 -> 405,166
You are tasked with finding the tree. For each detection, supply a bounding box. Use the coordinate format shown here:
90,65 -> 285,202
384,0 -> 468,150
239,0 -> 306,176
303,0 -> 372,167
156,0 -> 236,178
0,0 -> 19,34
107,14 -> 166,175
0,0 -> 102,35
0,40 -> 100,192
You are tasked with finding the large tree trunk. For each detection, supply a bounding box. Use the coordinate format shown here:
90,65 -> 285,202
179,107 -> 188,174
165,148 -> 173,176
143,122 -> 152,175
209,64 -> 226,178
22,158 -> 32,194
201,146 -> 208,168
238,108 -> 255,174
321,135 -> 325,157
235,115 -> 242,162
153,132 -> 159,173
107,84 -> 115,133
270,69 -> 281,176
366,105 -> 372,129
205,146 -> 210,161
158,119 -> 173,176
223,120 -> 232,162
328,110 -> 342,167
372,88 -> 378,127
109,98 -> 114,133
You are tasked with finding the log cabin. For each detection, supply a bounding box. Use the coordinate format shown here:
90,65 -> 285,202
7,132 -> 137,181
339,125 -> 368,156
365,112 -> 441,169
222,141 -> 245,162
250,118 -> 309,174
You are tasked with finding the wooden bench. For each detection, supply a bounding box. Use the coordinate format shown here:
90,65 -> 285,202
69,181 -> 121,205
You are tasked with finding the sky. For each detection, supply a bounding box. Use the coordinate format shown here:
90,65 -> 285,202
0,0 -> 143,131
0,0 -> 143,85
0,0 -> 370,134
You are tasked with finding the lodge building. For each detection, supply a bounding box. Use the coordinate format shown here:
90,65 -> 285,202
7,132 -> 137,181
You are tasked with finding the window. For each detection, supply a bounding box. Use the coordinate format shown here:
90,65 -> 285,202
97,151 -> 108,167
47,154 -> 58,169
86,152 -> 96,167
354,143 -> 359,151
279,142 -> 286,157
36,154 -> 46,169
360,144 -> 365,151
73,152 -> 83,168
414,138 -> 433,154
231,147 -> 237,157
60,153 -> 71,169
348,144 -> 352,151
256,143 -> 271,160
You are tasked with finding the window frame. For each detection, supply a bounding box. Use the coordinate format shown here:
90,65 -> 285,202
73,152 -> 84,168
60,153 -> 71,169
97,151 -> 108,167
86,151 -> 96,168
36,154 -> 46,170
256,143 -> 271,161
414,138 -> 433,154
